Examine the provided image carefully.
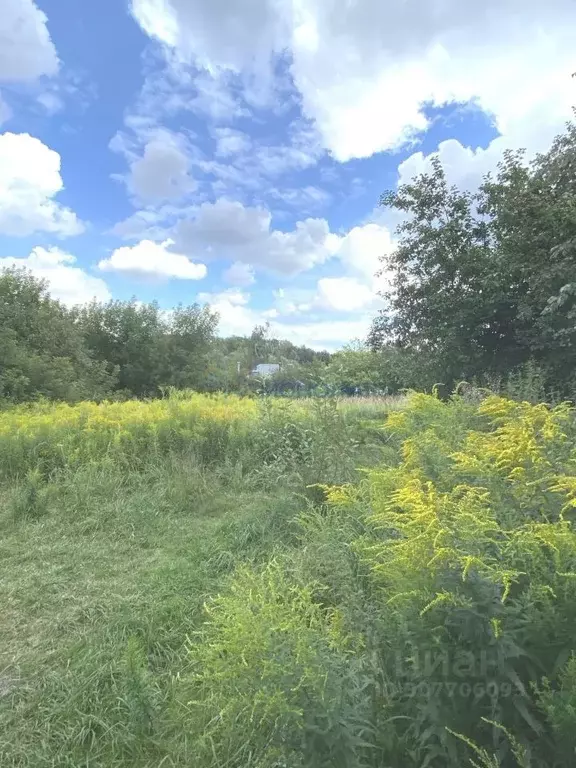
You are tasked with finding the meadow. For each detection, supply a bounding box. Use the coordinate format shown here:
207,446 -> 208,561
1,390 -> 575,767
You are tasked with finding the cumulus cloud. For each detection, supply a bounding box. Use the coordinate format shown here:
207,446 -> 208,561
197,222 -> 395,349
397,94 -> 573,192
0,132 -> 84,237
113,203 -> 395,289
272,316 -> 374,349
196,288 -> 255,336
126,131 -> 196,202
196,286 -> 372,349
313,277 -> 380,313
192,217 -> 395,345
214,127 -> 251,157
98,238 -> 207,281
0,246 -> 110,306
111,208 -> 171,240
273,276 -> 381,317
130,0 -> 282,73
223,261 -> 255,286
131,0 -> 575,164
328,222 -> 396,287
0,0 -> 59,82
289,0 -> 574,160
263,222 -> 394,319
174,198 -> 334,275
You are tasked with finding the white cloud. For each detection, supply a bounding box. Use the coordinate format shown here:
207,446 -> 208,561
214,127 -> 251,157
196,286 -> 372,349
189,70 -> 250,121
292,0 -> 575,162
131,0 -> 576,163
127,131 -> 196,202
0,246 -> 110,306
183,199 -> 270,246
262,222 -> 394,320
252,140 -> 320,176
193,215 -> 394,345
223,261 -> 255,286
111,208 -> 171,240
273,278 -> 383,325
272,276 -> 380,316
397,95 -> 573,192
0,132 -> 84,237
130,0 -> 282,74
314,277 -> 379,313
113,204 -> 395,290
272,316 -> 374,349
98,238 -> 207,281
0,0 -> 59,82
328,222 -> 396,285
270,185 -> 331,210
174,198 -> 334,275
36,91 -> 64,115
197,288 -> 255,336
195,124 -> 323,200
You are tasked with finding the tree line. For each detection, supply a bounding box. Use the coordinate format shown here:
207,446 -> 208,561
0,269 -> 333,404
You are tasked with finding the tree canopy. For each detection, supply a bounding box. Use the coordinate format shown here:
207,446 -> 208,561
370,118 -> 576,397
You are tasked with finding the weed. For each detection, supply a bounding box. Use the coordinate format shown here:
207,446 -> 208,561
10,468 -> 51,521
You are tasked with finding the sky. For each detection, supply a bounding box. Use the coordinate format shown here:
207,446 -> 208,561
0,0 -> 574,350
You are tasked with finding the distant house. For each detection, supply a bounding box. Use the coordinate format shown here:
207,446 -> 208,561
250,363 -> 280,378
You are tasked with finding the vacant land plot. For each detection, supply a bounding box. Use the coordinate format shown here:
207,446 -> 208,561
1,392 -> 575,767
0,393 -> 394,767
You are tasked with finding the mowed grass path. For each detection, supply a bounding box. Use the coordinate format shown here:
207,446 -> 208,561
0,458 -> 302,766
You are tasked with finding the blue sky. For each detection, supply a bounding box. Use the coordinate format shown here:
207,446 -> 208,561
1,0 -> 574,349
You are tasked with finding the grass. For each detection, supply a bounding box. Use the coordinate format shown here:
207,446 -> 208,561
0,393 -> 398,767
0,458 -> 302,766
5,390 -> 574,767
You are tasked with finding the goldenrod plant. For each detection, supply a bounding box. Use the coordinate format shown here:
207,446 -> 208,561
185,391 -> 576,767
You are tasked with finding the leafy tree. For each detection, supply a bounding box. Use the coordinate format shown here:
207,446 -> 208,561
0,268 -> 115,403
74,300 -> 167,397
75,299 -> 218,397
371,117 -> 576,395
479,125 -> 576,385
161,304 -> 219,390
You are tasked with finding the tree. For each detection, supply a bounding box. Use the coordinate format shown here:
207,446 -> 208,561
75,300 -> 167,397
162,304 -> 219,390
370,117 -> 576,395
75,299 -> 218,397
478,125 -> 576,384
0,268 -> 115,403
249,322 -> 272,369
370,157 -> 499,385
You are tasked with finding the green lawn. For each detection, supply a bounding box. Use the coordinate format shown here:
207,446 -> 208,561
0,456 -> 302,767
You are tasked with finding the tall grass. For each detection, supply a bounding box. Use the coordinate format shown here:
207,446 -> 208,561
0,391 -> 399,480
0,391 -> 396,767
180,392 -> 576,767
